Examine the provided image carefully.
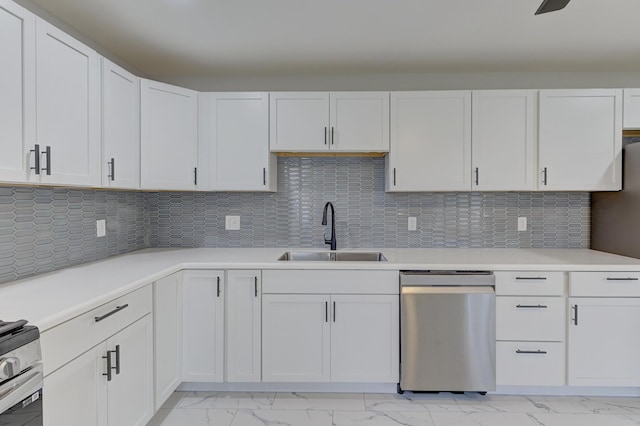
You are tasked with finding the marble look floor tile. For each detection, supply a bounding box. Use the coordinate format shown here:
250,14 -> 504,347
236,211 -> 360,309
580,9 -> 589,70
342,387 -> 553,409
527,396 -> 640,415
528,413 -> 640,426
454,394 -> 551,413
333,410 -> 435,426
364,393 -> 430,412
430,411 -> 538,426
160,391 -> 188,409
272,392 -> 365,411
229,409 -> 332,426
178,392 -> 276,409
147,408 -> 236,426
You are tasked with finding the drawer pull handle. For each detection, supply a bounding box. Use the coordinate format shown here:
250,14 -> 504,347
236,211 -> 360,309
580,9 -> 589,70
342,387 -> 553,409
515,277 -> 547,280
516,304 -> 548,309
606,277 -> 639,281
95,304 -> 129,322
516,350 -> 547,355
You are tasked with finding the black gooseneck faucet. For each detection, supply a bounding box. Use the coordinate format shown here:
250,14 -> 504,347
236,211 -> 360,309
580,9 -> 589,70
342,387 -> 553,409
322,202 -> 337,251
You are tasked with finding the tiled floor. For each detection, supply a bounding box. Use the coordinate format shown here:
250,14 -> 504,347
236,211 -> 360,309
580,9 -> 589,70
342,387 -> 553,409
148,392 -> 640,425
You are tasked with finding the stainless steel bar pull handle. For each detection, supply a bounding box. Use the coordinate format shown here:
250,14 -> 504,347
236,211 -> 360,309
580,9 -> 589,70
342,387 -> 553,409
113,345 -> 121,375
325,301 -> 328,322
474,167 -> 479,186
516,349 -> 547,354
107,158 -> 115,181
606,277 -> 639,281
331,127 -> 334,145
516,304 -> 548,309
194,167 -> 198,186
95,304 -> 129,322
103,351 -> 113,381
263,168 -> 266,185
542,167 -> 548,186
30,144 -> 41,175
254,276 -> 258,297
572,304 -> 578,325
217,276 -> 221,297
41,146 -> 51,175
515,276 -> 547,280
393,168 -> 397,186
333,301 -> 336,322
324,127 -> 328,145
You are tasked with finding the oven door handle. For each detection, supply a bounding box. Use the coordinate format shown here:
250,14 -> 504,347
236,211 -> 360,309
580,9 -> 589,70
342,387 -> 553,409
0,367 -> 43,415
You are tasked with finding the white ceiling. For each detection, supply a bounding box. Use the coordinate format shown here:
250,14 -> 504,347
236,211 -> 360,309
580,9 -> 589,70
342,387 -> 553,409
27,0 -> 640,78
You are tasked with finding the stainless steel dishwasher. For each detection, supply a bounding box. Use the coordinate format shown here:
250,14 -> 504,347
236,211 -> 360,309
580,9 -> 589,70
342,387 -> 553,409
399,271 -> 496,393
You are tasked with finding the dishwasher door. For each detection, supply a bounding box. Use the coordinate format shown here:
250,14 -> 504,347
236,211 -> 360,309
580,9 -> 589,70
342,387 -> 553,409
400,281 -> 495,392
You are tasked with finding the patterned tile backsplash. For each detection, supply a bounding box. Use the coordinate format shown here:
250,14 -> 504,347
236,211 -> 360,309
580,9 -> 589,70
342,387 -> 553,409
0,157 -> 590,284
0,187 -> 148,284
147,157 -> 590,250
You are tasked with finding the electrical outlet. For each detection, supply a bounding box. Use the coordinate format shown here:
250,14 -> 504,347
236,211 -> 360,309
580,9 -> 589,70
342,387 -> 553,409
518,217 -> 527,232
408,217 -> 417,231
96,219 -> 106,237
225,215 -> 240,230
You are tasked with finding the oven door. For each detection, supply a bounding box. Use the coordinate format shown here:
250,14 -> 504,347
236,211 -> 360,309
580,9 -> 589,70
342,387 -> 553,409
0,365 -> 43,426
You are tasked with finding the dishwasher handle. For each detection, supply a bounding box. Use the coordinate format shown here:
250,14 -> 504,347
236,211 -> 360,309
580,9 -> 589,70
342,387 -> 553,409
402,285 -> 495,295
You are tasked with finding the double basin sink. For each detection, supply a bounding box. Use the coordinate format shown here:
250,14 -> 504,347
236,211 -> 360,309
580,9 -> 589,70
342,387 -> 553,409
277,251 -> 387,262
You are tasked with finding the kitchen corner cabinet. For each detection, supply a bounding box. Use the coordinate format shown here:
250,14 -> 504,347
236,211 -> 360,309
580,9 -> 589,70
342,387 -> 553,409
101,59 -> 140,189
471,91 -> 536,191
269,92 -> 390,153
35,18 -> 101,187
538,89 -> 622,191
199,93 -> 276,191
386,91 -> 471,191
0,0 -> 35,184
140,79 -> 198,190
623,89 -> 640,129
182,270 -> 224,382
225,270 -> 262,382
153,272 -> 182,409
568,271 -> 640,386
44,315 -> 154,426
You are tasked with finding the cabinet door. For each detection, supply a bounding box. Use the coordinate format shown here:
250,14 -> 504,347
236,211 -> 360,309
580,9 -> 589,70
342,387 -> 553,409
568,297 -> 640,386
330,295 -> 399,383
43,343 -> 107,426
35,18 -> 100,187
0,0 -> 35,184
387,91 -> 471,191
107,315 -> 154,426
154,273 -> 182,410
269,92 -> 329,152
226,270 -> 261,382
472,90 -> 536,191
102,58 -> 140,189
262,294 -> 331,382
182,270 -> 224,382
623,89 -> 640,129
202,93 -> 276,191
140,79 -> 198,190
329,92 -> 389,152
539,89 -> 622,191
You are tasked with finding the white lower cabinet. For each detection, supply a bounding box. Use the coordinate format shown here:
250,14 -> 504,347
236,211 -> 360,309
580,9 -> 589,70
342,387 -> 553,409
154,272 -> 182,409
182,270 -> 224,382
43,315 -> 153,426
262,288 -> 399,383
226,270 -> 262,382
496,341 -> 565,386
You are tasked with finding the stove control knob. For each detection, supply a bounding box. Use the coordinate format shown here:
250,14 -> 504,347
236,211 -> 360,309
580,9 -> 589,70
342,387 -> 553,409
0,357 -> 20,380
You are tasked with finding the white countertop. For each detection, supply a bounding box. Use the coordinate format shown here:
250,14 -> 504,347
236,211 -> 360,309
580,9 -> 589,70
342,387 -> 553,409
2,247 -> 640,332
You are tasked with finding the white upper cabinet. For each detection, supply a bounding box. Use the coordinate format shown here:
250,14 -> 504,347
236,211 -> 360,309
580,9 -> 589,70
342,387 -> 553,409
270,92 -> 389,153
200,92 -> 276,191
35,18 -> 101,187
386,91 -> 471,191
0,0 -> 35,184
141,79 -> 198,190
101,59 -> 140,189
472,90 -> 536,191
623,89 -> 640,129
538,89 -> 622,191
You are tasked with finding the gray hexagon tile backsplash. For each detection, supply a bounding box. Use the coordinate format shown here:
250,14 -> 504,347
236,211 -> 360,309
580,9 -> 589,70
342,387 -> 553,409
0,157 -> 590,284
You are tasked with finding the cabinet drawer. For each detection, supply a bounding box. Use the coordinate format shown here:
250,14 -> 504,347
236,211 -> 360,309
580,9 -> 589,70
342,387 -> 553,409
41,285 -> 152,376
496,341 -> 565,386
496,297 -> 565,342
262,270 -> 399,294
495,271 -> 565,296
570,271 -> 640,297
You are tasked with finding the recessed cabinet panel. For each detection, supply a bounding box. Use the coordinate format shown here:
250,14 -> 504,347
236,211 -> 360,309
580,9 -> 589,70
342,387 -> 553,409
472,90 -> 536,191
387,91 -> 471,191
0,0 -> 35,184
539,89 -> 622,191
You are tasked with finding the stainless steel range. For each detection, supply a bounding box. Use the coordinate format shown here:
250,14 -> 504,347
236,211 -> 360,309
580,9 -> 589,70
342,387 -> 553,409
0,320 -> 43,425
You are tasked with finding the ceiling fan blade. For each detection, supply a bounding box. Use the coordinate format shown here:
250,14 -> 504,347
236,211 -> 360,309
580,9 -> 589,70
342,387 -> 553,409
535,0 -> 571,15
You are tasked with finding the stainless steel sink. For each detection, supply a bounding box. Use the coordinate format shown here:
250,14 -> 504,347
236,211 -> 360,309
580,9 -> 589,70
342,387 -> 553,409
277,251 -> 387,262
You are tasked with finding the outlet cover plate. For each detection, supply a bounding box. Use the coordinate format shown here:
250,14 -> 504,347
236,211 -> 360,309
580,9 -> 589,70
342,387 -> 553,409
96,219 -> 106,237
408,217 -> 417,231
225,215 -> 240,230
518,217 -> 527,232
